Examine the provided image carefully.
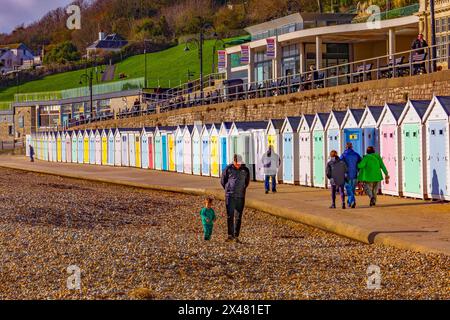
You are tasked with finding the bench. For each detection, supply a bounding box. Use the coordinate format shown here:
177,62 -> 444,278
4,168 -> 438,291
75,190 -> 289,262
353,63 -> 373,82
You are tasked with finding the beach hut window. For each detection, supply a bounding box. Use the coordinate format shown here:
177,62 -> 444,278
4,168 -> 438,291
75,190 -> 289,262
406,132 -> 410,137
413,132 -> 417,137
431,129 -> 436,135
384,133 -> 387,138
390,133 -> 393,138
439,130 -> 444,135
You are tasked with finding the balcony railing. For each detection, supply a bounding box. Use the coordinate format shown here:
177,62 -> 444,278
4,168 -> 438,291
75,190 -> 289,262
14,77 -> 145,103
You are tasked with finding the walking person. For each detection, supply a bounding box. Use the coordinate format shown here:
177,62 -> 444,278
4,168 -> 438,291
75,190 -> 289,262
261,145 -> 281,194
340,142 -> 362,208
326,150 -> 347,209
29,144 -> 35,162
199,197 -> 217,241
357,146 -> 389,207
220,154 -> 250,243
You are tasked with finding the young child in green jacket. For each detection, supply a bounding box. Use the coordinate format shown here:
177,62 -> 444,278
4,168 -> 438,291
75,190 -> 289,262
200,197 -> 217,241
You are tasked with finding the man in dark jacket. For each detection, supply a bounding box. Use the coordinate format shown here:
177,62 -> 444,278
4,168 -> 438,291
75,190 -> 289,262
220,154 -> 250,243
411,33 -> 428,55
340,142 -> 362,208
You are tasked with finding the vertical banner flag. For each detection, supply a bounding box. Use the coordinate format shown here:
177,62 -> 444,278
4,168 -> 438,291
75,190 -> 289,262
266,38 -> 276,58
217,50 -> 226,70
240,45 -> 250,64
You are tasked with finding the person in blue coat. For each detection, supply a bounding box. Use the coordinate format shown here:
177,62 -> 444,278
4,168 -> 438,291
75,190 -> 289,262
340,142 -> 362,208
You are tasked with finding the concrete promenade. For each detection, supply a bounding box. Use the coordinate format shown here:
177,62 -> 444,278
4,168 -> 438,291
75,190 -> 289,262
1,155 -> 449,256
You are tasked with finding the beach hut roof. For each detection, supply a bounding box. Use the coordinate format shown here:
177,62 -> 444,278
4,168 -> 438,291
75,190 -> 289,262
303,114 -> 315,127
435,96 -> 450,115
234,121 -> 268,131
270,119 -> 285,130
386,103 -> 406,120
367,106 -> 384,122
316,113 -> 329,127
349,109 -> 364,124
409,100 -> 431,119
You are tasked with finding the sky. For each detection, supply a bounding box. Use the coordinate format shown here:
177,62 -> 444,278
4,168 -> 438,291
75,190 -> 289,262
0,0 -> 73,34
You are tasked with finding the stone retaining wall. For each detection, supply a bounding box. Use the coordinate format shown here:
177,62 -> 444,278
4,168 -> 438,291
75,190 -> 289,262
74,70 -> 450,130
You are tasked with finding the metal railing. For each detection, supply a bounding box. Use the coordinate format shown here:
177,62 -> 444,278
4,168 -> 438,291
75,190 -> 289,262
14,77 -> 145,103
153,41 -> 449,111
0,101 -> 12,110
352,3 -> 420,23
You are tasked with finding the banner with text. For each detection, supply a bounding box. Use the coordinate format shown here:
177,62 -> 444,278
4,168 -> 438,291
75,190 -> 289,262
217,50 -> 227,71
266,38 -> 276,59
240,45 -> 250,64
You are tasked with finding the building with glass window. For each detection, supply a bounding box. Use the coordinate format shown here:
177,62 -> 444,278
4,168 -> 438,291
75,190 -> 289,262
225,11 -> 420,84
419,0 -> 450,67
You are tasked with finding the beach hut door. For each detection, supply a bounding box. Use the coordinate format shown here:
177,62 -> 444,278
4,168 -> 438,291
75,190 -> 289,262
428,122 -> 447,197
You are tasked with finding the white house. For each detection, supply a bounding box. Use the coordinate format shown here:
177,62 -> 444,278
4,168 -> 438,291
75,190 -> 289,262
0,43 -> 37,74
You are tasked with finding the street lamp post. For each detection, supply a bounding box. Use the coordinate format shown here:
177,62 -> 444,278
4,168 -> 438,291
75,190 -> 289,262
184,21 -> 217,100
212,38 -> 225,74
79,70 -> 94,122
430,0 -> 437,72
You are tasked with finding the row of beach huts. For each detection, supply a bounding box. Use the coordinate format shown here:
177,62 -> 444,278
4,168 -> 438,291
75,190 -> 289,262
27,95 -> 450,201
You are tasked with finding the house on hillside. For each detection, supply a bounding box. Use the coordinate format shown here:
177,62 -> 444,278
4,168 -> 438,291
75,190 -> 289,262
87,32 -> 128,58
0,43 -> 39,75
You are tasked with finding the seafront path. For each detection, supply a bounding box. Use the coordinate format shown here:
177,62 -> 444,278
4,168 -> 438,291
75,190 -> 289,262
1,155 -> 449,256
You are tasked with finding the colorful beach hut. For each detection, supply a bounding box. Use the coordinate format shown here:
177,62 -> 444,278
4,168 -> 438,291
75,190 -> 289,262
266,119 -> 285,181
89,130 -> 96,165
167,129 -> 176,172
297,114 -> 315,187
192,124 -> 203,176
377,103 -> 405,196
200,124 -> 211,177
57,132 -> 62,162
359,105 -> 384,153
71,131 -> 77,163
281,117 -> 302,184
147,128 -> 155,170
121,130 -> 130,167
101,130 -> 108,166
342,108 -> 365,156
114,129 -> 122,166
95,130 -> 102,165
210,124 -> 221,177
65,132 -> 72,163
219,122 -> 233,173
52,132 -> 57,162
250,122 -> 268,182
423,96 -> 450,201
175,126 -> 184,173
231,121 -> 267,181
107,129 -> 115,166
398,99 -> 430,199
77,131 -> 84,163
324,111 -> 346,157
183,125 -> 194,174
140,128 -> 149,169
83,130 -> 90,164
311,113 -> 329,188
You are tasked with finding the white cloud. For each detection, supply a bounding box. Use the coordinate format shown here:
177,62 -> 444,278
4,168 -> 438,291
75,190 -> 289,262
0,0 -> 73,34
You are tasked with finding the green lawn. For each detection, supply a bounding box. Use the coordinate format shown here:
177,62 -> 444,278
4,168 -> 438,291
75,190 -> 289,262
0,39 -> 230,104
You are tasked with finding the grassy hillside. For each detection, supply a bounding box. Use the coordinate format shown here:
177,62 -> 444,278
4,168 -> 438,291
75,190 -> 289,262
0,39 -> 226,104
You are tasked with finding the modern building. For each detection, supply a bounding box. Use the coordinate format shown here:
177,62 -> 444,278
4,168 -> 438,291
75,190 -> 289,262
225,11 -> 420,84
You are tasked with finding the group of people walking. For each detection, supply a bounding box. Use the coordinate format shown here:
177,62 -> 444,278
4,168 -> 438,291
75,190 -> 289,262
327,143 -> 389,209
200,143 -> 389,243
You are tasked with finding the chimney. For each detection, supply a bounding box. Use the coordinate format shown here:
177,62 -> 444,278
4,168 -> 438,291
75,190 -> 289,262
99,31 -> 106,41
